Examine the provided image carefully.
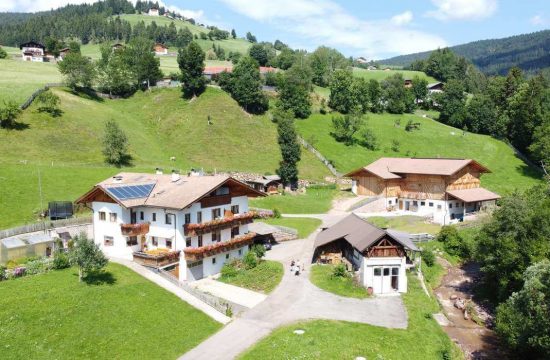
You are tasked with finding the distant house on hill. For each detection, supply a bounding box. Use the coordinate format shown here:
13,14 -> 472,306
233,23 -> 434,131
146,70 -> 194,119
259,66 -> 277,75
246,175 -> 281,194
153,43 -> 168,55
367,65 -> 377,71
313,214 -> 419,295
58,47 -> 70,60
404,78 -> 413,88
427,82 -> 444,93
356,56 -> 368,64
346,157 -> 500,225
20,41 -> 45,62
148,7 -> 159,16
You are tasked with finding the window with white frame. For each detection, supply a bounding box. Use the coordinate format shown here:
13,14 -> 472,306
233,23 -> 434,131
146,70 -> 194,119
99,211 -> 106,221
110,213 -> 117,222
231,205 -> 239,214
104,236 -> 114,246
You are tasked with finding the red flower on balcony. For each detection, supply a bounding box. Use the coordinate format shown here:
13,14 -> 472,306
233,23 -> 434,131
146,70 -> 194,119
183,211 -> 257,236
183,232 -> 256,260
121,223 -> 150,236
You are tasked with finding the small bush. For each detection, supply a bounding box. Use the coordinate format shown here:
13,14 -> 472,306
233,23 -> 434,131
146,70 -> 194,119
13,267 -> 26,278
221,262 -> 239,278
331,264 -> 348,278
272,208 -> 281,218
251,244 -> 266,259
0,266 -> 6,280
421,249 -> 436,267
391,139 -> 400,152
53,251 -> 71,270
437,226 -> 472,259
243,251 -> 258,270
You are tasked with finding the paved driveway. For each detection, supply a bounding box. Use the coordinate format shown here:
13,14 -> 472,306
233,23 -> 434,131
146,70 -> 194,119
180,214 -> 408,360
190,278 -> 267,309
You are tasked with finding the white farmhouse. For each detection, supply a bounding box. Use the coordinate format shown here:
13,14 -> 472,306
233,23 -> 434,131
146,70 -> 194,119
313,214 -> 419,295
76,171 -> 265,282
19,41 -> 45,62
148,7 -> 159,16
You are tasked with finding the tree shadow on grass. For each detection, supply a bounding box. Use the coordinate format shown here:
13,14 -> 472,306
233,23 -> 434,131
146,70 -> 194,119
83,271 -> 116,286
62,87 -> 104,103
1,121 -> 30,131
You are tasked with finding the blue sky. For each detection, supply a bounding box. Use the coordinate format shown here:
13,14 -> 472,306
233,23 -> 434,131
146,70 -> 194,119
3,0 -> 549,59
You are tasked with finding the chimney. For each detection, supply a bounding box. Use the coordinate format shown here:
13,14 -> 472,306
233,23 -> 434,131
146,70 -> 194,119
113,175 -> 123,183
155,168 -> 163,175
171,170 -> 180,182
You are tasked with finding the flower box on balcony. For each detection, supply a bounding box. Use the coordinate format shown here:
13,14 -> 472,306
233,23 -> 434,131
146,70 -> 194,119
183,232 -> 256,261
183,211 -> 256,236
121,222 -> 150,236
133,250 -> 180,268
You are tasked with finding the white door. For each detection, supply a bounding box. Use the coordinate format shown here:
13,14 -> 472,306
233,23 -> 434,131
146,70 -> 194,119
373,267 -> 383,294
372,266 -> 400,294
382,267 -> 392,292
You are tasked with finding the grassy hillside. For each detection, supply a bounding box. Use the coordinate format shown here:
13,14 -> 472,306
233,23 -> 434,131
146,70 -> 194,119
0,87 -> 330,228
381,29 -> 550,76
296,112 -> 542,195
0,58 -> 62,104
353,68 -> 437,82
117,14 -> 252,55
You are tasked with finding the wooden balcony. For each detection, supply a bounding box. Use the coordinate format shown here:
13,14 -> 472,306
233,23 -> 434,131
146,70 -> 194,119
183,211 -> 256,236
133,250 -> 180,268
183,232 -> 256,261
121,222 -> 150,236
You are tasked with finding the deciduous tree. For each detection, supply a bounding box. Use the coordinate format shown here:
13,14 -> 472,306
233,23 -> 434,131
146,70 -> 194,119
178,41 -> 206,98
69,233 -> 108,282
102,119 -> 131,166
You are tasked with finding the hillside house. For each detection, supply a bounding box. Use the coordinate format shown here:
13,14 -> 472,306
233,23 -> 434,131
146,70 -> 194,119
346,158 -> 500,224
314,214 -> 418,294
20,41 -> 45,62
356,56 -> 368,64
246,175 -> 281,194
76,171 -> 265,282
148,7 -> 159,16
427,82 -> 444,93
112,43 -> 124,51
404,78 -> 413,88
58,47 -> 70,60
153,43 -> 168,55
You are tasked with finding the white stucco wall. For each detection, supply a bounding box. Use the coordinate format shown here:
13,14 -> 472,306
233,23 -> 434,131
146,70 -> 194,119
362,256 -> 408,294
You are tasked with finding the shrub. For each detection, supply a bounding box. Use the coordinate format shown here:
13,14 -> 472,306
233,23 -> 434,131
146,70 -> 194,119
272,208 -> 281,218
0,266 -> 6,280
421,249 -> 436,267
13,267 -> 26,277
243,251 -> 258,270
437,225 -> 472,259
251,244 -> 266,259
391,139 -> 400,152
221,262 -> 239,278
53,251 -> 71,270
331,264 -> 348,278
25,257 -> 50,275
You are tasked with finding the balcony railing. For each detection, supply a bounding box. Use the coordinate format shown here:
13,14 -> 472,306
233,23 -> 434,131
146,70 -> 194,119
133,250 -> 180,268
183,232 -> 256,261
183,211 -> 256,236
121,222 -> 150,236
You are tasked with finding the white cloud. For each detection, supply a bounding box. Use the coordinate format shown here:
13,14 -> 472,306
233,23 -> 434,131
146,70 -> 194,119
220,0 -> 446,59
530,14 -> 548,26
391,11 -> 413,26
426,0 -> 498,21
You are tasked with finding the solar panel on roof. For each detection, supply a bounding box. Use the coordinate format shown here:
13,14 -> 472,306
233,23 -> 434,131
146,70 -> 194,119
106,183 -> 155,200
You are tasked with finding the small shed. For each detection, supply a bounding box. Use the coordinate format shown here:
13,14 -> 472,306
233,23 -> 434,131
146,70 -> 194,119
246,175 -> 281,194
0,237 -> 27,264
249,222 -> 279,245
153,43 -> 168,55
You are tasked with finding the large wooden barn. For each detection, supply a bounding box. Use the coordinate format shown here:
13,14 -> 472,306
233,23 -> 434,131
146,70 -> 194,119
346,158 -> 500,224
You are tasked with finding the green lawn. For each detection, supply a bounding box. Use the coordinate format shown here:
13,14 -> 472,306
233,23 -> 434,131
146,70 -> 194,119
263,217 -> 322,239
296,112 -> 542,195
0,87 -> 330,229
365,215 -> 442,235
352,67 -> 438,82
240,274 -> 462,359
0,58 -> 62,104
310,265 -> 370,299
0,263 -> 221,360
219,260 -> 283,294
250,187 -> 339,214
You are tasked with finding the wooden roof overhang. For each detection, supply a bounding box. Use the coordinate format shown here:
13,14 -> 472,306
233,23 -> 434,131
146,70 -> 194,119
75,186 -> 123,208
182,177 -> 266,210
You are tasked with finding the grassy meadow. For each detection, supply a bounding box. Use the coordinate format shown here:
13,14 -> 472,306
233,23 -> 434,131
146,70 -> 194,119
353,67 -> 438,82
310,265 -> 370,298
250,187 -> 339,214
240,274 -> 462,359
219,260 -> 284,294
0,87 -> 330,229
365,216 -> 442,235
0,263 -> 221,359
263,217 -> 322,239
296,112 -> 542,195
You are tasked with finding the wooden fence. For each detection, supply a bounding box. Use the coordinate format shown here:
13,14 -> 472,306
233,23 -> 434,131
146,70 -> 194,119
297,136 -> 342,177
0,216 -> 92,239
20,83 -> 64,110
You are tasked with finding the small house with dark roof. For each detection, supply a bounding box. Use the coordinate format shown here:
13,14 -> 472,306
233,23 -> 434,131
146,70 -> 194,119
314,214 -> 418,294
153,43 -> 168,55
346,157 -> 500,224
20,41 -> 45,62
427,82 -> 444,93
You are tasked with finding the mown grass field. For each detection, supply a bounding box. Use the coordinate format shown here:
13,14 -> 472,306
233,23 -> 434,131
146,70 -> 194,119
310,265 -> 370,298
0,263 -> 221,360
296,112 -> 542,195
263,217 -> 322,239
0,58 -> 62,104
353,67 -> 438,82
240,274 -> 462,359
219,260 -> 284,294
0,87 -> 330,229
250,187 -> 339,214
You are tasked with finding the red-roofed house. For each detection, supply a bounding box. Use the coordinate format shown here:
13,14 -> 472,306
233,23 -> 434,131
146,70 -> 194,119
346,157 -> 500,224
